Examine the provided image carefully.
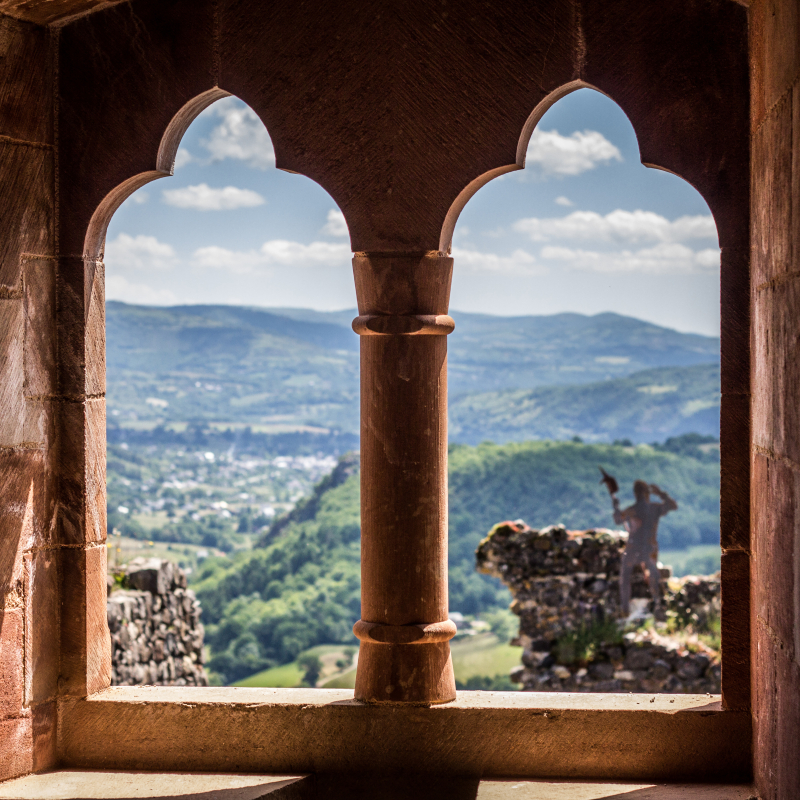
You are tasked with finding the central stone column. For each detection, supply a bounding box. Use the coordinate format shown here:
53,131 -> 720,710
351,251 -> 457,704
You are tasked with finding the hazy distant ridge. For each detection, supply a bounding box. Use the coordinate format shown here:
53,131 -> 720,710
106,302 -> 719,443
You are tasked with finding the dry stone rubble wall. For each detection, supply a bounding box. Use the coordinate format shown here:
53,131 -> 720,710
476,521 -> 720,694
107,558 -> 208,686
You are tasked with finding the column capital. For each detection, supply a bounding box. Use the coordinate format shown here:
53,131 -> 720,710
352,252 -> 453,317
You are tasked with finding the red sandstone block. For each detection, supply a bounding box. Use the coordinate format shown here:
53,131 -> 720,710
719,392 -> 750,552
24,551 -> 59,705
720,550 -> 751,711
57,398 -> 106,545
753,455 -> 798,651
752,98 -> 793,288
32,701 -> 56,772
59,545 -> 111,697
85,399 -> 107,545
0,297 -> 25,447
0,451 -> 41,594
751,279 -> 800,465
719,247 -> 750,396
761,0 -> 800,114
753,618 -> 800,796
23,256 -> 56,400
0,16 -> 53,144
56,257 -> 105,398
0,449 -> 52,553
0,714 -> 32,782
0,608 -> 25,720
0,142 -> 54,291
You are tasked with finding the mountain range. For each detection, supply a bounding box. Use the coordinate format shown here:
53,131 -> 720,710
106,302 -> 720,443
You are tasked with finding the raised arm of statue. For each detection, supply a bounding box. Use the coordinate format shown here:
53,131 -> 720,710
649,484 -> 678,514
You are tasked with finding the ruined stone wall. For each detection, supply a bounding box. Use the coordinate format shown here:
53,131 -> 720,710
477,521 -> 720,694
107,559 -> 207,686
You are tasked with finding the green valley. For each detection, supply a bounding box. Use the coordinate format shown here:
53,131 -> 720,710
190,437 -> 719,684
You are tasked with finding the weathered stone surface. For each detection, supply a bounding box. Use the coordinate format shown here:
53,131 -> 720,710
0,141 -> 53,291
60,544 -> 112,697
0,770 -> 313,799
56,257 -> 105,398
759,0 -> 800,115
31,701 -> 56,773
0,448 -> 48,585
752,278 -> 800,464
57,397 -> 105,545
0,16 -> 52,144
719,549 -> 751,711
0,607 -> 24,720
0,714 -> 31,783
59,688 -> 751,783
719,392 -> 750,552
0,298 -> 25,446
23,255 -> 56,400
24,549 -> 59,705
108,559 -> 208,687
752,93 -> 793,288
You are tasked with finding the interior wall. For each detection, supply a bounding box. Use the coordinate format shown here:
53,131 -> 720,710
750,1 -> 800,798
0,13 -> 58,781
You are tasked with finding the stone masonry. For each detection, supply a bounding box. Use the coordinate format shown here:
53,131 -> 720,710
107,558 -> 208,686
477,521 -> 720,694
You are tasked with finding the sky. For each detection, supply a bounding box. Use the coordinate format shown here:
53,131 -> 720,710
106,89 -> 720,336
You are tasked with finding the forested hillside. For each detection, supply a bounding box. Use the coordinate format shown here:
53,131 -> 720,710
107,302 -> 718,442
449,363 -> 719,444
193,436 -> 719,683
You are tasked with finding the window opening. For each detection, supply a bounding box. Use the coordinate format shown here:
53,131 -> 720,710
103,97 -> 361,688
445,89 -> 722,694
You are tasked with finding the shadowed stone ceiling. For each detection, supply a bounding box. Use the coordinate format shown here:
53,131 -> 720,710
0,0 -> 126,25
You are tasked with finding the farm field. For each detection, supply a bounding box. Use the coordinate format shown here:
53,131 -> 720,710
232,633 -> 521,690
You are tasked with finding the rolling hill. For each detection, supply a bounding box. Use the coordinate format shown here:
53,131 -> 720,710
449,362 -> 720,444
107,302 -> 719,442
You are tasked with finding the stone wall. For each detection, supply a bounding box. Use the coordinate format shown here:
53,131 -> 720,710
107,558 -> 208,686
477,521 -> 720,694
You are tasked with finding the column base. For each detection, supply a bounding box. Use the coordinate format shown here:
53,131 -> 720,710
354,641 -> 456,704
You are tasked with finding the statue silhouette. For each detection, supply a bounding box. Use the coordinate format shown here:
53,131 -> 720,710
603,474 -> 678,616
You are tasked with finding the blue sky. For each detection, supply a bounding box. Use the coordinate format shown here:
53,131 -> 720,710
106,89 -> 720,336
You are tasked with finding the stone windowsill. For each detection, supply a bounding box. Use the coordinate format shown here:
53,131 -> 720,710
58,688 -> 751,783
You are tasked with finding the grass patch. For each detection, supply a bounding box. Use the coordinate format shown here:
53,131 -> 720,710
235,634 -> 523,689
233,644 -> 356,688
450,633 -> 522,681
554,618 -> 623,666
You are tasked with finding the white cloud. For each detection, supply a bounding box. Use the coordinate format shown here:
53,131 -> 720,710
104,233 -> 178,271
555,196 -> 573,207
193,240 -> 351,275
322,209 -> 349,237
513,209 -> 717,245
174,148 -> 193,170
524,129 -> 622,178
202,98 -> 275,170
131,191 -> 149,205
452,246 -> 546,276
162,183 -> 265,211
105,274 -> 177,305
539,242 -> 720,274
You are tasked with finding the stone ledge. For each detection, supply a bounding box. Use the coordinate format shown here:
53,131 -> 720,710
0,772 -> 757,800
0,771 -> 311,799
58,689 -> 751,783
